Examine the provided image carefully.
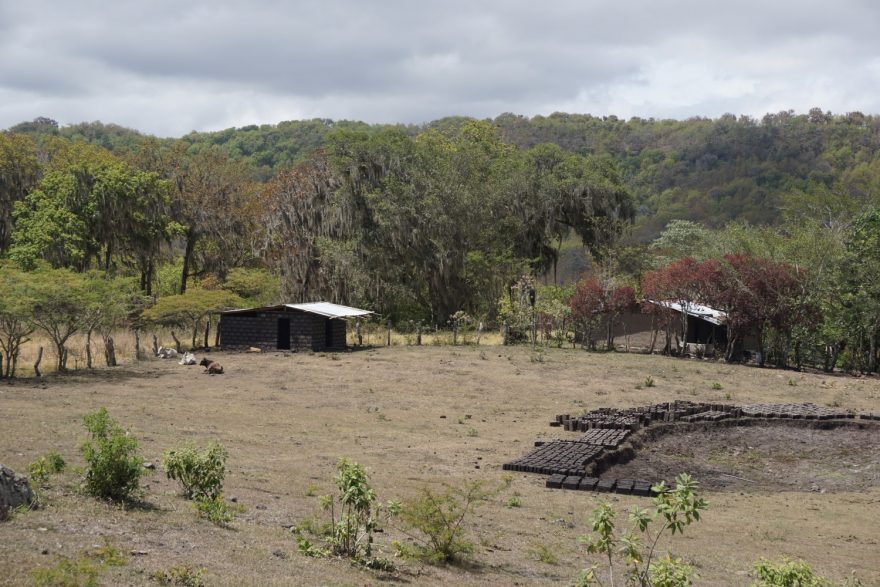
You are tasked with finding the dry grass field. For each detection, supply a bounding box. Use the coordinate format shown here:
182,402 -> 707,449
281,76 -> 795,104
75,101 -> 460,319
1,345 -> 879,586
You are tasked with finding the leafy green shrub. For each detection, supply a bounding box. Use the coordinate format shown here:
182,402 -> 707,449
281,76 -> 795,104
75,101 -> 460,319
507,495 -> 522,508
29,450 -> 66,482
751,558 -> 832,587
162,441 -> 227,500
194,495 -> 238,526
394,479 -> 503,564
296,457 -> 397,570
577,473 -> 707,587
711,382 -> 723,390
644,375 -> 655,388
80,408 -> 143,501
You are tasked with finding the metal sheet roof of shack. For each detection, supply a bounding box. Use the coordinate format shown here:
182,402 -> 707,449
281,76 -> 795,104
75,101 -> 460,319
220,302 -> 373,319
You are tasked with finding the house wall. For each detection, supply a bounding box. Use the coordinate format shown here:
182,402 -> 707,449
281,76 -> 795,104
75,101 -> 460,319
327,319 -> 347,349
219,311 -> 348,351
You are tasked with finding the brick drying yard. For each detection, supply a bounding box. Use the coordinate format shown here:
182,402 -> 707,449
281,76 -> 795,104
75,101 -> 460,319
1,345 -> 879,586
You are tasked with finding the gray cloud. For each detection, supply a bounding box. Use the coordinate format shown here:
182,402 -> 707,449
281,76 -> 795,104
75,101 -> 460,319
1,0 -> 879,136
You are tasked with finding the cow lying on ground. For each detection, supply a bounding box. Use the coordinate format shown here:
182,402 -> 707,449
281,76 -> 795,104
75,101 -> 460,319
156,346 -> 178,359
179,352 -> 197,366
199,358 -> 224,374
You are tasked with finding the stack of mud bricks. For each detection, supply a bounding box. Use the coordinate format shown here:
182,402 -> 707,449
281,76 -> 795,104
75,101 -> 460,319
546,474 -> 657,497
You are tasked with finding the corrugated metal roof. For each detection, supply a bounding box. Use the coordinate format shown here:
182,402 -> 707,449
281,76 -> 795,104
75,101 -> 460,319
285,302 -> 373,318
219,301 -> 373,318
647,300 -> 727,325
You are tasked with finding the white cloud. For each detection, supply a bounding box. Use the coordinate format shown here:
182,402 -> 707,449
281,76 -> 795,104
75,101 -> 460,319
1,0 -> 879,135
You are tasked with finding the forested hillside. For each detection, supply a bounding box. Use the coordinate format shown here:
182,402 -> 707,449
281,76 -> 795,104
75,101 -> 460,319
9,109 -> 880,241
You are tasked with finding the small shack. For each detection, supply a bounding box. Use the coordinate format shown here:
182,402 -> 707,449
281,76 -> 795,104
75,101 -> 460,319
218,302 -> 372,351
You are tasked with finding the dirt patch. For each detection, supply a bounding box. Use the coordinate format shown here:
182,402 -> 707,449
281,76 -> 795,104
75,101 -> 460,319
601,422 -> 880,492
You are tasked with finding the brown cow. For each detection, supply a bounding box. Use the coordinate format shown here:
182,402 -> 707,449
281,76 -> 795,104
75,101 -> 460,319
199,358 -> 224,375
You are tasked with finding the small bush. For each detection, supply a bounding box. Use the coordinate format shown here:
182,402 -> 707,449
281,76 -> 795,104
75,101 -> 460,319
30,556 -> 101,587
644,375 -> 655,388
162,441 -> 227,500
80,408 -> 143,502
577,473 -> 706,587
30,539 -> 126,587
297,457 -> 398,570
194,495 -> 237,526
711,382 -> 723,390
29,450 -> 66,483
507,495 -> 522,508
751,557 -> 832,587
529,542 -> 558,565
152,564 -> 207,586
395,479 -> 502,564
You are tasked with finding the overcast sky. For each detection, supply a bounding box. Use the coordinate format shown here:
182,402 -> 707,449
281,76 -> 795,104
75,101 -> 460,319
2,0 -> 879,137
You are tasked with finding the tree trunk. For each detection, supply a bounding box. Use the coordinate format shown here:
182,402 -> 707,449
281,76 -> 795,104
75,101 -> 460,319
191,322 -> 198,349
0,354 -> 3,379
757,327 -> 766,367
145,262 -> 154,297
134,330 -> 142,361
34,346 -> 43,377
171,331 -> 182,353
606,315 -> 614,351
869,331 -> 878,374
180,230 -> 196,295
386,320 -> 391,346
204,318 -> 211,348
152,333 -> 159,356
415,323 -> 421,346
502,319 -> 509,346
476,321 -> 483,345
104,336 -> 117,367
86,329 -> 93,369
214,323 -> 221,347
54,342 -> 65,372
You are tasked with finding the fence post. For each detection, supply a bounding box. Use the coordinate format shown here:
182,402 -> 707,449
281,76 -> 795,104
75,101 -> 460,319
34,346 -> 43,377
386,320 -> 392,346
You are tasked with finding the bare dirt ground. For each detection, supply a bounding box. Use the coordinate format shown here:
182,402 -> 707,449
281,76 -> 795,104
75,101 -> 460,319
601,421 -> 880,493
1,345 -> 879,586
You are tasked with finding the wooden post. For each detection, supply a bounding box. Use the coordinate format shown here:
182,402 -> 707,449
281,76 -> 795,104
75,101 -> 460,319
152,333 -> 159,356
476,321 -> 483,345
34,346 -> 43,377
386,320 -> 392,346
416,323 -> 422,346
214,322 -> 221,347
0,354 -> 3,379
453,322 -> 458,345
171,331 -> 182,353
356,320 -> 362,346
204,319 -> 211,349
134,330 -> 142,361
502,319 -> 509,346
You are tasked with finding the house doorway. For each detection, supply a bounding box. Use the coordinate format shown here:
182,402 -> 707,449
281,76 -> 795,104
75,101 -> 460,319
324,318 -> 334,349
277,318 -> 291,350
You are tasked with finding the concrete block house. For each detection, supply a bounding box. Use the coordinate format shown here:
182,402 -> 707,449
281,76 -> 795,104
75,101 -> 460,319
218,302 -> 372,351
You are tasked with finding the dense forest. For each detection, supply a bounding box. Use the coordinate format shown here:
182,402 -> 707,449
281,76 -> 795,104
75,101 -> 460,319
2,109 -> 880,375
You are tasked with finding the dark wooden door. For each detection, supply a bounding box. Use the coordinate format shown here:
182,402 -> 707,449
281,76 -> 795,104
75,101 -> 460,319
277,318 -> 291,349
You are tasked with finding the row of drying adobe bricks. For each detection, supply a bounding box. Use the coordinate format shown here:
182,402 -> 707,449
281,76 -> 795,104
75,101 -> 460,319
502,441 -> 604,476
546,474 -> 658,497
552,402 -> 741,431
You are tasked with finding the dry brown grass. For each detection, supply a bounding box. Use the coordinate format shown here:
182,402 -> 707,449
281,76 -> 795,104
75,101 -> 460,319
1,345 -> 878,586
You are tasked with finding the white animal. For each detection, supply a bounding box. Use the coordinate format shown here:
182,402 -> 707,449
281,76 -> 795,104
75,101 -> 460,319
178,351 -> 197,365
156,346 -> 178,359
